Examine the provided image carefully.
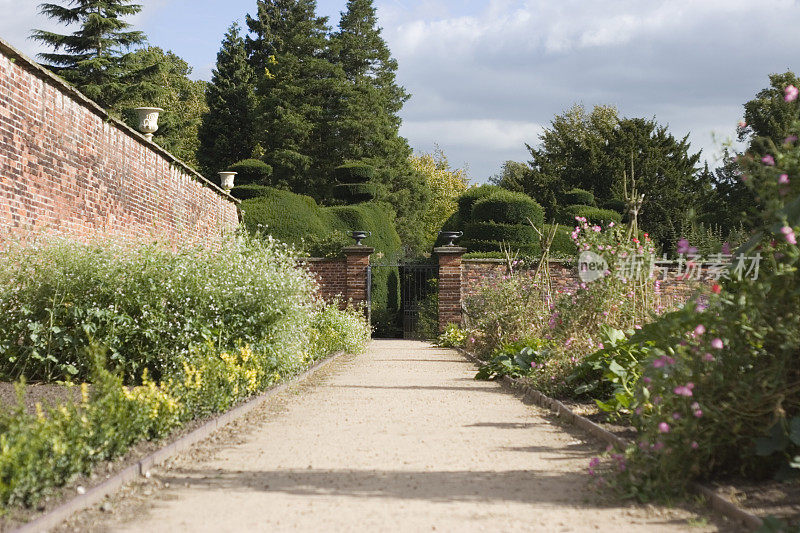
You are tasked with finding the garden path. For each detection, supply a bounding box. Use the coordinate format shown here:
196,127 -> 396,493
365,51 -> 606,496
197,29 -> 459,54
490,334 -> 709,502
88,340 -> 723,532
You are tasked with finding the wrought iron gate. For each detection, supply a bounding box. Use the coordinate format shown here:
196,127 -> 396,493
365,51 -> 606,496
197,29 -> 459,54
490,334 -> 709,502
369,261 -> 438,339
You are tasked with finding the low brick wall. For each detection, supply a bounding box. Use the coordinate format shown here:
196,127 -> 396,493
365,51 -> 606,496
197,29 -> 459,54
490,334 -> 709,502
0,37 -> 239,246
305,258 -> 347,303
462,258 -> 713,312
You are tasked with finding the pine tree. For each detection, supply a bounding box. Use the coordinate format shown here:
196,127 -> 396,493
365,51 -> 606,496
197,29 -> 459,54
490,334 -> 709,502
331,0 -> 409,165
332,0 -> 431,254
245,0 -> 343,196
31,0 -> 145,107
197,23 -> 257,176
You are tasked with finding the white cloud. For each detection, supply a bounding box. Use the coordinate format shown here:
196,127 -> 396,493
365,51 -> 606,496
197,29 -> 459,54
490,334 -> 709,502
377,0 -> 800,179
401,119 -> 543,151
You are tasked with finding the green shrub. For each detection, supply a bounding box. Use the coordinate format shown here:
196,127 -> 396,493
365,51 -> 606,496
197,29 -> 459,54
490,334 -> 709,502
0,234 -> 322,384
464,221 -> 536,243
471,191 -> 545,226
601,198 -> 627,213
333,163 -> 376,183
562,188 -> 595,206
0,302 -> 369,509
456,185 -> 502,220
561,205 -> 622,225
230,183 -> 272,201
332,183 -> 377,203
227,158 -> 273,185
240,188 -> 402,325
461,238 -> 540,256
544,224 -> 577,257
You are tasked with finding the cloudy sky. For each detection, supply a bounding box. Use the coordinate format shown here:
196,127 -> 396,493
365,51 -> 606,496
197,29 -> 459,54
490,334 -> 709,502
3,0 -> 800,182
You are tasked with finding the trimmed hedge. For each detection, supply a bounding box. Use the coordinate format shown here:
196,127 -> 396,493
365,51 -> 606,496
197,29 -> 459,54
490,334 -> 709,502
227,159 -> 273,185
456,185 -> 502,220
333,163 -> 376,183
333,183 -> 376,203
544,224 -> 577,257
230,183 -> 272,201
562,188 -> 595,206
464,221 -> 537,243
471,190 -> 545,226
240,188 -> 402,327
461,238 -> 540,256
601,198 -> 627,213
561,205 -> 623,225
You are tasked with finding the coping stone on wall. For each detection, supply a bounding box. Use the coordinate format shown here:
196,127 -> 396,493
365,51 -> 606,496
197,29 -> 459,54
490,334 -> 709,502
0,36 -> 239,205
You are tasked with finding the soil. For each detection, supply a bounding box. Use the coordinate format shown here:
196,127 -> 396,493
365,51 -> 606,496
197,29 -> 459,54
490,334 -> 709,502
57,341 -> 733,532
0,381 -> 84,415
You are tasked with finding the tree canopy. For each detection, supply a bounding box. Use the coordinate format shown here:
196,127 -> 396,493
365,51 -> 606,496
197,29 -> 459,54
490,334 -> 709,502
32,0 -> 145,107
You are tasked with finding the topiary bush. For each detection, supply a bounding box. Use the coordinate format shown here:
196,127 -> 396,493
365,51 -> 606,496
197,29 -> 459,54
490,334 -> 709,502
543,224 -> 577,258
562,188 -> 595,206
471,190 -> 545,226
230,183 -> 272,201
601,198 -> 627,213
227,159 -> 273,186
333,163 -> 376,183
332,183 -> 377,203
464,222 -> 537,243
561,205 -> 622,225
456,185 -> 502,220
460,238 -> 539,256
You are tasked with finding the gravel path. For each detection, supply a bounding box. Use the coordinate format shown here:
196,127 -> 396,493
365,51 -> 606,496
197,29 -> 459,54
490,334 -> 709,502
87,340 -> 725,532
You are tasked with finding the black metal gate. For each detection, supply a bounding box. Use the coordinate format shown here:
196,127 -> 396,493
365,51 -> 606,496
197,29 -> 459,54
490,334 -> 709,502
369,260 -> 438,339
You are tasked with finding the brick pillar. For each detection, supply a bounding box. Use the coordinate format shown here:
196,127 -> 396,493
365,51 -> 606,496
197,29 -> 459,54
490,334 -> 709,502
343,245 -> 374,320
435,246 -> 466,332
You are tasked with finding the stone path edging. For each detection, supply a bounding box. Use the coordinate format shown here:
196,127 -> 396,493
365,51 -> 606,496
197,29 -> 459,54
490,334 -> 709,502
456,348 -> 764,531
13,350 -> 348,533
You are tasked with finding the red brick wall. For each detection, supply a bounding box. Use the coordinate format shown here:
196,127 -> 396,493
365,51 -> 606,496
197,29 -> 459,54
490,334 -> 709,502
0,39 -> 239,246
463,259 -> 710,309
305,258 -> 347,303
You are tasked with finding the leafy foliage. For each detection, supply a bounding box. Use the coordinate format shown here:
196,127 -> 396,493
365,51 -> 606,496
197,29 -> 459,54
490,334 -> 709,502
410,148 -> 469,251
227,158 -> 274,186
31,0 -> 145,108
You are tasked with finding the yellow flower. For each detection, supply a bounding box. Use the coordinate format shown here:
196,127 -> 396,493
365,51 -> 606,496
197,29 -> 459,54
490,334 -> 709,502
35,402 -> 44,421
80,383 -> 89,404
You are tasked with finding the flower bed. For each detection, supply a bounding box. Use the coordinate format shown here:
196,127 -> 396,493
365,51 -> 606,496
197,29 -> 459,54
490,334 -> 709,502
449,95 -> 800,525
0,234 -> 370,511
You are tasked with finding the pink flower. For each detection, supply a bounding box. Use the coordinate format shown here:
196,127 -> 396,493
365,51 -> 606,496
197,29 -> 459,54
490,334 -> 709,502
785,136 -> 798,145
691,402 -> 700,410
653,358 -> 665,369
589,457 -> 600,468
694,324 -> 706,336
737,120 -> 747,129
762,155 -> 776,166
711,338 -> 724,350
779,174 -> 790,185
608,222 -> 615,227
691,441 -> 699,449
658,422 -> 670,433
643,376 -> 652,384
694,409 -> 703,418
653,441 -> 665,451
781,226 -> 797,245
702,352 -> 715,362
785,85 -> 799,102
672,412 -> 682,420
673,385 -> 693,397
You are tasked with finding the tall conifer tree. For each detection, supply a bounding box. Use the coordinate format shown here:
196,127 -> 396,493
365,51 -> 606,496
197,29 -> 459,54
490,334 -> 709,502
332,0 -> 430,254
198,23 -> 257,175
245,0 -> 343,196
31,0 -> 145,107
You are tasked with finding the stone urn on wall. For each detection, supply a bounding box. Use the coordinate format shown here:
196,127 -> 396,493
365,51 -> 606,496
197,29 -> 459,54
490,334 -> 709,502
134,107 -> 163,141
218,171 -> 237,192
